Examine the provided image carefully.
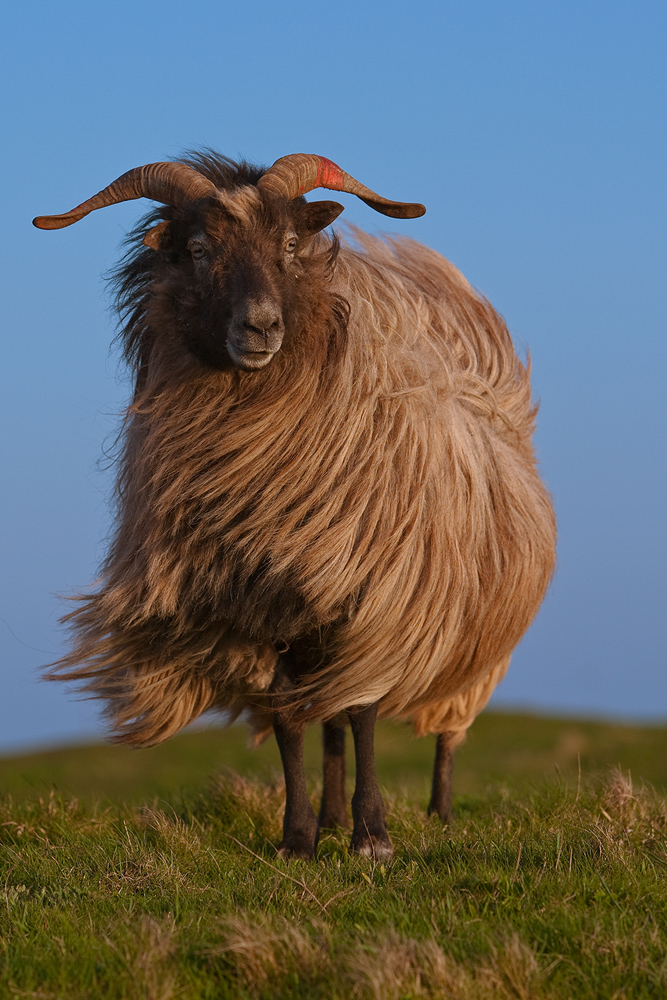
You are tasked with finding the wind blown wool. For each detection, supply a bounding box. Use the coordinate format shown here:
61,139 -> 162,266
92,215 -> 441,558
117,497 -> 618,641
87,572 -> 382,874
44,193 -> 554,749
35,151 -> 556,854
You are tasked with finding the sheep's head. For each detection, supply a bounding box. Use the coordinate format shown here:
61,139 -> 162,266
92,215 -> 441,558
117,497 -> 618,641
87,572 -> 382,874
141,188 -> 347,371
33,154 -> 425,372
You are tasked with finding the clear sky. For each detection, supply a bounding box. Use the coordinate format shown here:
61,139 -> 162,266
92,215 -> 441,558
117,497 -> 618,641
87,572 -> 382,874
1,1 -> 665,752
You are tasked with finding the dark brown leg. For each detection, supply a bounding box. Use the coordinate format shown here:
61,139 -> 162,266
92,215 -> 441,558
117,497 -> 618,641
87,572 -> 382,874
273,707 -> 318,860
319,721 -> 348,829
428,731 -> 455,822
348,703 -> 393,860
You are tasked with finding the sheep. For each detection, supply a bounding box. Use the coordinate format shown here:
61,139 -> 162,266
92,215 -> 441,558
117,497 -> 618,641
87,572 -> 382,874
34,151 -> 556,860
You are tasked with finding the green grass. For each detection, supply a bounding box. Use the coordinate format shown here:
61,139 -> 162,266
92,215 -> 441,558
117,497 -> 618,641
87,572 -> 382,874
1,712 -> 666,998
5,711 -> 667,805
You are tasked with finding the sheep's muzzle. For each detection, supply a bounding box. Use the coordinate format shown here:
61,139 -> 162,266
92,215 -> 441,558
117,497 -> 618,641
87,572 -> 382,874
226,295 -> 285,370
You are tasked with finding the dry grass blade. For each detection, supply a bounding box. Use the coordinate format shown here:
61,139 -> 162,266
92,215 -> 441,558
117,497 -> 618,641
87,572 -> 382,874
221,833 -> 328,914
8,986 -> 61,1000
345,930 -> 547,1000
99,914 -> 181,1000
203,914 -> 330,986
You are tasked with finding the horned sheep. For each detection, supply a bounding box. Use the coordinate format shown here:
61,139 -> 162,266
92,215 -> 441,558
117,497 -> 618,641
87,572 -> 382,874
34,151 -> 556,859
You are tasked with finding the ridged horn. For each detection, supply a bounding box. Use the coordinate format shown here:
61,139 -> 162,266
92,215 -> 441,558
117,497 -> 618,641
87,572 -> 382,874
257,154 -> 425,219
33,162 -> 220,230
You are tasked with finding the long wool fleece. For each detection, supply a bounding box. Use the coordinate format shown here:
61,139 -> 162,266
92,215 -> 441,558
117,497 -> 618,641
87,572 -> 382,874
50,224 -> 555,746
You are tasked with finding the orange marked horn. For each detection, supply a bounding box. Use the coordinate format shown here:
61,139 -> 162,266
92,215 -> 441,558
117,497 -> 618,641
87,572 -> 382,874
257,154 -> 425,219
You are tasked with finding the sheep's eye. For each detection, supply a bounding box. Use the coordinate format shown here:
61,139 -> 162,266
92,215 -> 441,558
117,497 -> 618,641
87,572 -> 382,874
284,236 -> 298,253
190,243 -> 206,260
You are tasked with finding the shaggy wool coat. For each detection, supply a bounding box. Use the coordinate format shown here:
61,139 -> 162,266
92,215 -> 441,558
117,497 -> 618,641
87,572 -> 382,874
52,218 -> 556,747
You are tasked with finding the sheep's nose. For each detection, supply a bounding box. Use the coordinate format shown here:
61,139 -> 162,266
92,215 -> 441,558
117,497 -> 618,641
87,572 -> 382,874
242,299 -> 282,339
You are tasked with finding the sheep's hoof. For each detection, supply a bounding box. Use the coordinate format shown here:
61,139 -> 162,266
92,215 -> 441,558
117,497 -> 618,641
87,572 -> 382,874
350,831 -> 394,861
276,834 -> 317,861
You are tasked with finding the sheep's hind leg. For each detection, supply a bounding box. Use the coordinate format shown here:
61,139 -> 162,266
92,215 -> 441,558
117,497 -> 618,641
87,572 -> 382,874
319,721 -> 348,829
428,731 -> 455,823
273,709 -> 319,860
348,703 -> 393,860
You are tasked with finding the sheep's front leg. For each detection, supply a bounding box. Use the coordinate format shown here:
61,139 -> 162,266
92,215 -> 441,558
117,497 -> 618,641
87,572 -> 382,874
318,721 -> 348,829
428,731 -> 455,823
273,708 -> 319,860
348,703 -> 393,860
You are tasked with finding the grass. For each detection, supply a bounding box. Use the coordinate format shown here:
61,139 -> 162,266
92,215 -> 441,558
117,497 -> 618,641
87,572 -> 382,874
5,711 -> 667,805
1,712 -> 666,998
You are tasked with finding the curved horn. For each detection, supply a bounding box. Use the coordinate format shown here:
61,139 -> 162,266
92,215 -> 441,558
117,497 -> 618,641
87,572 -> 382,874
33,162 -> 220,230
257,154 -> 425,219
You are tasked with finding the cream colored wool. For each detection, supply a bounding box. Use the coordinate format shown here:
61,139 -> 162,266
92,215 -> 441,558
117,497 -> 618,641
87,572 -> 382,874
50,215 -> 556,747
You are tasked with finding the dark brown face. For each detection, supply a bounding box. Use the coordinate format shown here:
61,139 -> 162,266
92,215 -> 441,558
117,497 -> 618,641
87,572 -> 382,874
148,195 -> 344,371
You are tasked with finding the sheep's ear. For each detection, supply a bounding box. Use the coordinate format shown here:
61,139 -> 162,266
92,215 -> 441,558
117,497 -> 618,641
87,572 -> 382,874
294,200 -> 344,236
143,220 -> 171,251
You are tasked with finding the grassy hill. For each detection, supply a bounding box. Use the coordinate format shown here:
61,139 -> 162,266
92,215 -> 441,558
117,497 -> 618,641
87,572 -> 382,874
4,710 -> 667,804
1,712 -> 666,998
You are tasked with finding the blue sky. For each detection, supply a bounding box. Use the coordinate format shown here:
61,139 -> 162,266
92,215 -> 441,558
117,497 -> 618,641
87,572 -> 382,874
1,1 -> 665,751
